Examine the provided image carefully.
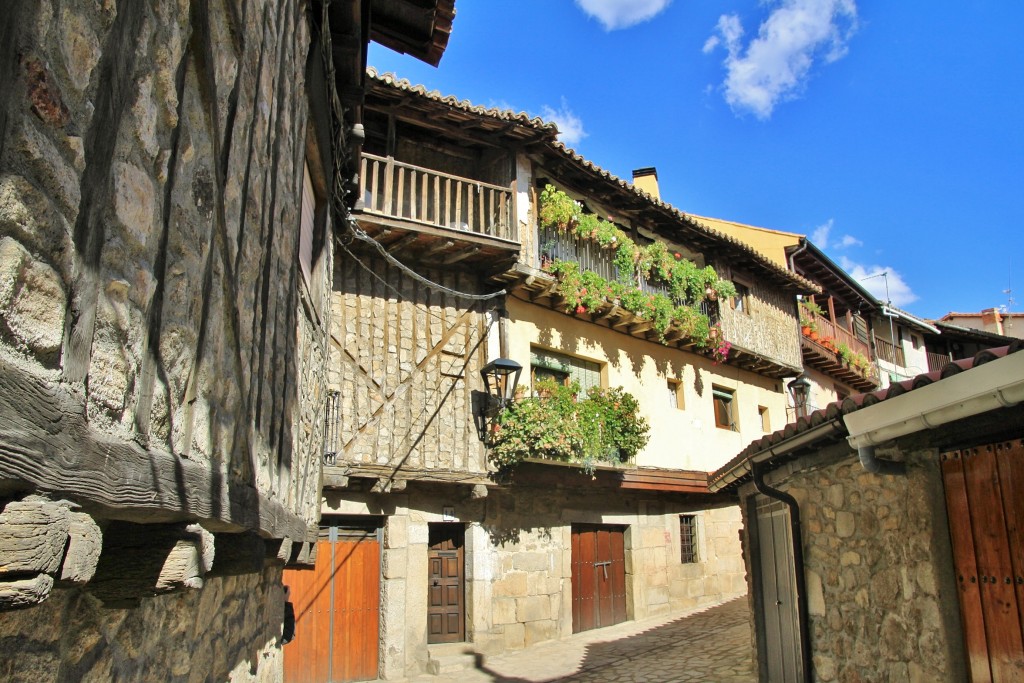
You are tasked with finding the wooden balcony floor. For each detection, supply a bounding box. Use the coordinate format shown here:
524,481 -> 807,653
800,336 -> 880,391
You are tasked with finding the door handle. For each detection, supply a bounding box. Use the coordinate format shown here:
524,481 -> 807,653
594,561 -> 611,580
433,579 -> 439,587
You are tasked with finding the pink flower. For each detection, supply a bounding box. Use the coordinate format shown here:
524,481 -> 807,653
674,252 -> 682,260
575,305 -> 586,314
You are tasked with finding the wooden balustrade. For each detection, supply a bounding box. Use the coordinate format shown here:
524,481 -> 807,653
359,153 -> 517,241
927,351 -> 952,372
807,312 -> 872,360
875,337 -> 906,367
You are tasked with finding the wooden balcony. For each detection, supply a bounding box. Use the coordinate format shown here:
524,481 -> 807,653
538,226 -> 719,325
927,351 -> 952,372
801,312 -> 879,391
354,153 -> 520,273
874,337 -> 906,368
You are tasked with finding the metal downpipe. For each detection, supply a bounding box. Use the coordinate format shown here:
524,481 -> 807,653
752,461 -> 813,683
857,445 -> 906,476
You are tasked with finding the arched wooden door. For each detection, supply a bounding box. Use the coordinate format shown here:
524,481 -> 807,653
283,520 -> 381,683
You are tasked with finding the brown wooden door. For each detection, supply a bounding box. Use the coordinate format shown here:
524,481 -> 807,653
942,440 -> 1024,682
428,524 -> 465,643
571,525 -> 627,633
284,522 -> 380,683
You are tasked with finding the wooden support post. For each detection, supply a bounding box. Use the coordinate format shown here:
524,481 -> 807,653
59,510 -> 102,585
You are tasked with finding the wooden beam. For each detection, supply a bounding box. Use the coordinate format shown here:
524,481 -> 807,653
442,247 -> 480,265
87,522 -> 214,606
0,358 -> 310,541
423,239 -> 455,258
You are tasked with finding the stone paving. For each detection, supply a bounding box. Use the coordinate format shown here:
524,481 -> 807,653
398,597 -> 756,683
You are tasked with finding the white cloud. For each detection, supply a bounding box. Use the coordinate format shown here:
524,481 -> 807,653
839,257 -> 918,307
811,218 -> 833,247
541,98 -> 588,147
575,0 -> 672,31
704,0 -> 858,119
838,234 -> 862,248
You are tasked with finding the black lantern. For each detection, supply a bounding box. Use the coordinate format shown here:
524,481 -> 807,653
787,375 -> 812,419
480,358 -> 522,407
476,358 -> 522,441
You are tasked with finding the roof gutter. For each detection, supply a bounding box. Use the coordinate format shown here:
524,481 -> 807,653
708,419 -> 847,493
845,351 -> 1024,451
880,306 -> 940,335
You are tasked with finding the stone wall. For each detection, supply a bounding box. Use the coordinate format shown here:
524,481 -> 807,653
0,563 -> 287,683
322,483 -> 747,679
0,0 -> 327,529
740,447 -> 966,682
329,254 -> 489,472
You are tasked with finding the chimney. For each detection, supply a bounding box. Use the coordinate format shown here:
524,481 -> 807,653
981,307 -> 1004,335
632,167 -> 660,201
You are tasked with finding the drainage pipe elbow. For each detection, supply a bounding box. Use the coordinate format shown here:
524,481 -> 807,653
858,445 -> 906,475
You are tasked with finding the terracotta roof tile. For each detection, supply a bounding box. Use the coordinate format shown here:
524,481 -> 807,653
366,68 -> 558,133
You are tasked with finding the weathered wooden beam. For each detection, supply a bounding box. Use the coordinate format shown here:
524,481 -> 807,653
0,574 -> 53,610
0,499 -> 69,577
209,532 -> 267,577
423,239 -> 454,258
87,522 -> 214,606
59,510 -> 102,585
0,358 -> 309,540
442,247 -> 479,265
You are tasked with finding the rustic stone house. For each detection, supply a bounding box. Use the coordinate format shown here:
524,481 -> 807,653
0,1 -> 452,681
710,342 -> 1024,682
295,69 -> 819,679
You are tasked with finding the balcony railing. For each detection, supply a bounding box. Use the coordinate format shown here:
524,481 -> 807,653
875,337 -> 906,367
805,311 -> 872,360
360,153 -> 517,241
927,351 -> 952,372
537,225 -> 719,325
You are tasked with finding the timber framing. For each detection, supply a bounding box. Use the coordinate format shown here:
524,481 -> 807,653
0,358 -> 309,541
498,265 -> 802,379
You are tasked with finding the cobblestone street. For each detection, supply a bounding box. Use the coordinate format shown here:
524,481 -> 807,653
401,597 -> 755,683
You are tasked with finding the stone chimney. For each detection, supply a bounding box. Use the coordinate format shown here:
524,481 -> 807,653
632,167 -> 660,201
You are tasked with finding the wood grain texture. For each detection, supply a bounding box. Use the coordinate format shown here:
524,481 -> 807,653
0,358 -> 308,540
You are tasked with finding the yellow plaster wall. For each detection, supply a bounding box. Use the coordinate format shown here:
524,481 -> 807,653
506,298 -> 788,472
691,215 -> 801,269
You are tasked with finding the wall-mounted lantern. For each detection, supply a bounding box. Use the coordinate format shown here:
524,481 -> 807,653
787,375 -> 812,420
476,358 -> 522,441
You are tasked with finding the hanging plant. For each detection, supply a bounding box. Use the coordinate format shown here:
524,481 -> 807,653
488,380 -> 650,473
538,184 -> 736,352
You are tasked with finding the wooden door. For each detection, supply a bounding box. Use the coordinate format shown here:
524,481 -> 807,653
284,521 -> 381,683
753,496 -> 803,683
428,524 -> 465,643
942,440 -> 1024,682
571,525 -> 627,633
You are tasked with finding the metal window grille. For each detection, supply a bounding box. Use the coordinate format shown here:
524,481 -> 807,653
680,515 -> 698,563
323,390 -> 341,465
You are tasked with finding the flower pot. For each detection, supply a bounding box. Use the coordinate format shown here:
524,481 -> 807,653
809,331 -> 819,341
801,325 -> 812,336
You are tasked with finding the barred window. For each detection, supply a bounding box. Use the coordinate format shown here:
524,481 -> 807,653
680,515 -> 698,564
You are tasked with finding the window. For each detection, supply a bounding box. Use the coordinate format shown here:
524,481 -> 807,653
732,282 -> 752,314
758,405 -> 770,432
680,515 -> 699,563
713,387 -> 737,431
530,348 -> 601,395
667,379 -> 683,410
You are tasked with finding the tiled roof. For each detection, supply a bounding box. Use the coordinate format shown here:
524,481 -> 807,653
363,70 -> 817,294
709,340 -> 1024,491
366,68 -> 558,133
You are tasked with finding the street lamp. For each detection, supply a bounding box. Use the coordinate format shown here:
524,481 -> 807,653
788,375 -> 812,420
476,358 -> 522,440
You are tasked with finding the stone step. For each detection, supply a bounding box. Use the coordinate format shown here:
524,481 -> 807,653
426,644 -> 479,676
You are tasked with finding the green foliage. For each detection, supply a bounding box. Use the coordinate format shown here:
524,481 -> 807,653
538,184 -> 737,351
488,381 -> 650,473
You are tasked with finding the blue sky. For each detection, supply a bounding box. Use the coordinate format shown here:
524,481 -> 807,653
367,0 -> 1024,320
